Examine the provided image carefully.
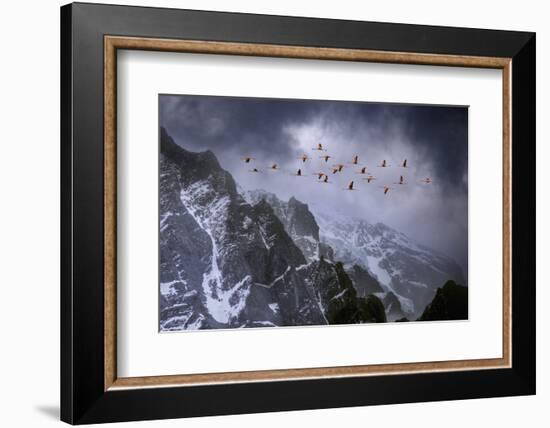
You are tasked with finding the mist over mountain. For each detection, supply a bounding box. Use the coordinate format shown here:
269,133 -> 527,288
313,210 -> 466,318
160,94 -> 469,273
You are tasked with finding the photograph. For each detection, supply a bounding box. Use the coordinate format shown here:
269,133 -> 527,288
47,1 -> 537,425
159,95 -> 469,331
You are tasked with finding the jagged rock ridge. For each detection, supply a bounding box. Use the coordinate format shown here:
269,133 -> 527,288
419,280 -> 468,321
160,128 -> 384,331
246,190 -> 334,262
159,127 -> 466,330
313,211 -> 466,318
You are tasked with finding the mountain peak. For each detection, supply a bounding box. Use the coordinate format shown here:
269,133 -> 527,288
315,211 -> 465,317
288,196 -> 299,205
246,190 -> 325,261
252,197 -> 275,213
160,127 -> 236,196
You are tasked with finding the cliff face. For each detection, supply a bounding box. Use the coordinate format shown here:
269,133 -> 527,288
314,211 -> 465,318
247,190 -> 329,262
160,129 -> 371,331
159,128 -> 466,331
419,280 -> 468,321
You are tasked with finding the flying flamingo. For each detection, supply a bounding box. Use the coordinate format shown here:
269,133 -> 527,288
293,168 -> 303,177
319,175 -> 330,184
363,175 -> 376,183
269,163 -> 279,171
344,155 -> 359,165
394,175 -> 406,185
381,186 -> 391,195
400,159 -> 408,168
420,177 -> 432,184
313,172 -> 326,180
333,163 -> 345,172
378,159 -> 390,167
344,181 -> 357,191
331,167 -> 340,174
249,168 -> 261,173
298,154 -> 309,163
312,143 -> 326,151
357,166 -> 368,175
320,155 -> 332,163
241,156 -> 255,163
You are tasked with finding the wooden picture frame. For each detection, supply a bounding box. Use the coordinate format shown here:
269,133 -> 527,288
61,2 -> 535,424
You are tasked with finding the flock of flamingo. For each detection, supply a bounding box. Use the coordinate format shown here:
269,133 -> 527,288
241,143 -> 432,195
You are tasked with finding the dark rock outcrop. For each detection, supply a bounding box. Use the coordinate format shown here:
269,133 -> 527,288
418,280 -> 468,321
160,128 -> 309,330
247,190 -> 332,262
382,291 -> 408,322
314,212 -> 466,318
346,264 -> 384,297
159,128 -> 376,331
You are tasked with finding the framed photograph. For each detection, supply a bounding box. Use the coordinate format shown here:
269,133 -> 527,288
61,2 -> 535,424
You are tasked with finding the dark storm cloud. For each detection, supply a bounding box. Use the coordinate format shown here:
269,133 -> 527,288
300,102 -> 468,194
160,94 -> 321,160
159,94 -> 468,274
398,105 -> 468,194
161,95 -> 467,192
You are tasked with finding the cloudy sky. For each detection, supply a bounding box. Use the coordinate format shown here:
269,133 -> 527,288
160,94 -> 468,274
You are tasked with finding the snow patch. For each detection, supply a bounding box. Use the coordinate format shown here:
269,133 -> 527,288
366,255 -> 391,286
331,289 -> 348,300
395,294 -> 415,314
254,266 -> 291,289
160,279 -> 185,296
253,321 -> 277,327
408,280 -> 428,289
242,216 -> 253,230
179,181 -> 252,324
160,211 -> 173,232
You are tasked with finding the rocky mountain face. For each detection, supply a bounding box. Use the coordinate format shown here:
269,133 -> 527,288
313,212 -> 466,319
247,190 -> 333,262
347,264 -> 384,297
159,129 -> 384,331
160,128 -> 305,330
242,259 -> 385,327
159,128 -> 466,330
327,262 -> 387,324
419,280 -> 468,321
380,291 -> 408,322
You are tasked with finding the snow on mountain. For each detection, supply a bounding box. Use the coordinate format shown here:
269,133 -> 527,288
313,210 -> 466,318
247,189 -> 334,262
159,128 -> 378,331
159,128 -> 307,330
159,127 -> 464,329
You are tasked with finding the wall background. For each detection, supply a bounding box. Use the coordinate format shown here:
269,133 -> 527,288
0,0 -> 545,426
